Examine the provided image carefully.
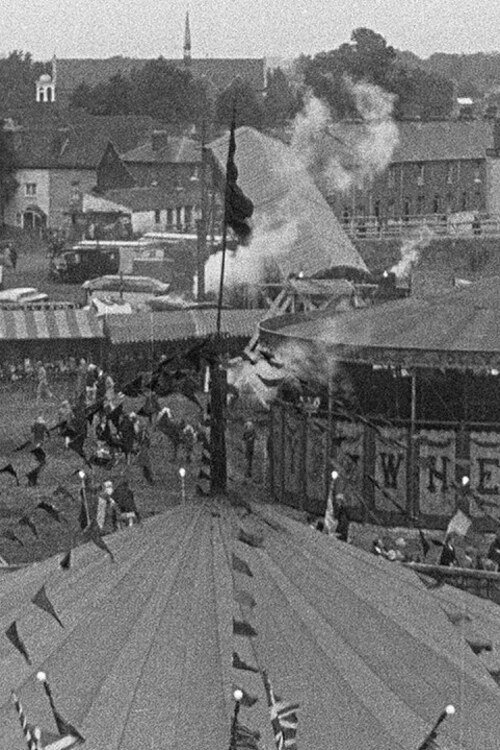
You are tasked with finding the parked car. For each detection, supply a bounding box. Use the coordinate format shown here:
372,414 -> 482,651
0,287 -> 49,306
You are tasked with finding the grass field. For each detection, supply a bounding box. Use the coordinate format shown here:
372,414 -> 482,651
0,373 -> 270,566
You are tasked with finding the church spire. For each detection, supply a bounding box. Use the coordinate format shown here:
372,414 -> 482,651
183,10 -> 191,65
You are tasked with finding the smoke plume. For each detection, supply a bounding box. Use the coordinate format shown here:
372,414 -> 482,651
390,226 -> 435,281
290,80 -> 399,194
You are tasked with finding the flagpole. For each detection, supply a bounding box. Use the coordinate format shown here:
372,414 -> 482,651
210,104 -> 237,495
229,689 -> 243,750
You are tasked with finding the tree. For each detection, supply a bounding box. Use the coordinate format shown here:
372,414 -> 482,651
70,74 -> 132,115
0,51 -> 47,111
215,78 -> 264,130
0,128 -> 17,225
263,67 -> 303,128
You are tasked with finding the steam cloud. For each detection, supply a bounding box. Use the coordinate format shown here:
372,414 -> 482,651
291,79 -> 399,194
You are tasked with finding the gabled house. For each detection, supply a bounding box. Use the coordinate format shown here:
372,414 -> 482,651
4,115 -> 162,232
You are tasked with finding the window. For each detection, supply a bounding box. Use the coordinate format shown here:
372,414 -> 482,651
403,198 -> 411,220
388,167 -> 396,189
417,194 -> 425,214
166,208 -> 174,227
433,194 -> 440,214
190,166 -> 199,181
447,163 -> 454,184
25,183 -> 37,197
474,162 -> 482,184
417,164 -> 425,186
461,191 -> 468,211
176,207 -> 183,228
154,209 -> 161,224
184,205 -> 193,228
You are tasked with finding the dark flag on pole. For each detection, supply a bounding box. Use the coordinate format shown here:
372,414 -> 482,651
36,671 -> 85,743
0,463 -> 19,484
31,585 -> 64,628
225,112 -> 254,245
5,621 -> 31,664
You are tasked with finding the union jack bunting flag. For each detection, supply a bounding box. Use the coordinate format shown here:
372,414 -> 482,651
262,671 -> 299,750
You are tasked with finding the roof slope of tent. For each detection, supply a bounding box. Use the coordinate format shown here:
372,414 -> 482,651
105,308 -> 266,344
259,276 -> 500,370
0,501 -> 499,749
207,127 -> 368,279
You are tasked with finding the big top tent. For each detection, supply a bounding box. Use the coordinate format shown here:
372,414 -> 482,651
1,499 -> 500,749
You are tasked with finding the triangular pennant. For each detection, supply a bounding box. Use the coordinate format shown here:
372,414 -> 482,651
0,463 -> 19,484
14,439 -> 31,452
37,501 -> 62,523
232,553 -> 253,577
234,589 -> 256,609
83,521 -> 115,562
233,619 -> 257,638
198,468 -> 211,481
5,621 -> 31,664
31,585 -> 64,627
238,529 -> 264,548
26,465 -> 42,487
2,529 -> 24,546
31,445 -> 47,465
60,550 -> 71,570
195,484 -> 209,496
233,651 -> 259,673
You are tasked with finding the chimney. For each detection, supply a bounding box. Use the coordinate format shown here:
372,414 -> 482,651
151,130 -> 169,152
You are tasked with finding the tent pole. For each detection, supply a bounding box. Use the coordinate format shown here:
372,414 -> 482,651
409,370 -> 417,522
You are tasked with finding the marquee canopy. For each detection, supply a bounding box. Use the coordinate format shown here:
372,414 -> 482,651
259,277 -> 500,371
0,501 -> 499,749
0,309 -> 103,342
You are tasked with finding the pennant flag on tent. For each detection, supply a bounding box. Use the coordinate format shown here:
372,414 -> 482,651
36,672 -> 85,744
232,684 -> 258,707
233,720 -> 261,750
11,692 -> 38,750
14,439 -> 32,452
83,521 -> 115,562
26,466 -> 42,487
224,110 -> 254,245
0,463 -> 19,484
37,501 -> 63,524
238,529 -> 264,548
262,671 -> 299,750
419,529 -> 430,558
60,550 -> 71,570
3,529 -> 24,546
446,509 -> 472,538
5,621 -> 31,664
198,469 -> 211,482
234,589 -> 256,610
232,553 -> 253,577
233,651 -> 259,673
31,585 -> 64,628
18,515 -> 38,537
233,619 -> 257,638
31,446 -> 47,465
195,485 -> 209,496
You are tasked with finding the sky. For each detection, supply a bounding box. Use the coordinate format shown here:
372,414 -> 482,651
2,0 -> 500,62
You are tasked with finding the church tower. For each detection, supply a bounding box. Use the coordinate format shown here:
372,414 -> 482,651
183,11 -> 191,66
35,54 -> 57,103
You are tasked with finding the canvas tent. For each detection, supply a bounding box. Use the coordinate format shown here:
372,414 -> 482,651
0,500 -> 500,749
207,127 -> 368,279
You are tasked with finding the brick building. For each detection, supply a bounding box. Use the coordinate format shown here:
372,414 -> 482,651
326,118 -> 500,228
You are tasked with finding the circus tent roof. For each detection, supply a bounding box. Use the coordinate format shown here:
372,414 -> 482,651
259,276 -> 500,370
207,127 -> 368,279
0,501 -> 499,749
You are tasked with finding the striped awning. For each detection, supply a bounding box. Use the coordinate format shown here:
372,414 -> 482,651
105,309 -> 265,344
0,309 -> 104,341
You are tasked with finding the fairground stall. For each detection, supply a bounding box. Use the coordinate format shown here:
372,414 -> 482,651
0,308 -> 105,374
259,277 -> 500,531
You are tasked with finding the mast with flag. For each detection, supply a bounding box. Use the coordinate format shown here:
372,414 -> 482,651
210,105 -> 254,494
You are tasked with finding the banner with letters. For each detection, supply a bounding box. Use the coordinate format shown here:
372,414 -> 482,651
333,420 -> 365,511
374,427 -> 407,513
418,430 -> 456,516
469,431 -> 500,520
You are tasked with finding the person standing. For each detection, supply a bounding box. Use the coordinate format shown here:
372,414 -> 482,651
36,361 -> 54,404
10,244 -> 17,270
120,412 -> 138,465
439,535 -> 458,567
96,480 -> 115,531
242,420 -> 257,478
112,480 -> 139,528
31,415 -> 50,446
335,495 -> 350,543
